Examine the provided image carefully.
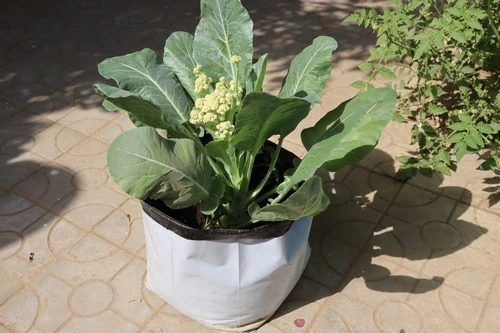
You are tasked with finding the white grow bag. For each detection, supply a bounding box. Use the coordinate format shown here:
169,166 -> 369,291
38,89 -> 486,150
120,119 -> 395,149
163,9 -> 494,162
142,203 -> 312,331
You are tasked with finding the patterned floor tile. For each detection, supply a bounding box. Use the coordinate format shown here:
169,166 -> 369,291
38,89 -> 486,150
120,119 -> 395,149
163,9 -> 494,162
1,0 -> 500,332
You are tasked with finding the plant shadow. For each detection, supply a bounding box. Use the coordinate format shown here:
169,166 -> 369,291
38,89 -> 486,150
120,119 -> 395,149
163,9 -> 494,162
272,148 -> 487,322
0,0 -> 384,121
0,114 -> 79,252
0,0 -> 388,263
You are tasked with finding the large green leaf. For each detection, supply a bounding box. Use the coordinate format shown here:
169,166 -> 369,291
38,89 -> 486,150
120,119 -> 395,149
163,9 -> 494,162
200,177 -> 225,215
97,48 -> 192,123
278,88 -> 397,194
193,0 -> 253,83
164,32 -> 198,101
278,36 -> 338,103
108,127 -> 212,209
231,93 -> 311,153
94,84 -> 193,138
245,54 -> 268,93
249,176 -> 330,222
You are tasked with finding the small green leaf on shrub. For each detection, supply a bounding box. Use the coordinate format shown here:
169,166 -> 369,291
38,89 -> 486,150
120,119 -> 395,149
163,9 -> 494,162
351,80 -> 366,90
448,132 -> 465,143
393,112 -> 406,122
454,141 -> 468,161
461,66 -> 474,74
434,162 -> 451,176
396,166 -> 417,181
410,124 -> 420,144
420,166 -> 433,177
469,128 -> 484,148
464,134 -> 479,149
458,113 -> 473,124
428,103 -> 447,115
421,121 -> 438,137
476,122 -> 494,134
449,122 -> 469,131
378,67 -> 396,79
398,155 -> 417,164
357,62 -> 372,72
435,148 -> 451,164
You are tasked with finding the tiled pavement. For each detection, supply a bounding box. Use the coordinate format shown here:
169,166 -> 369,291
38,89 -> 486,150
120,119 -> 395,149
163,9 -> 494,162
1,0 -> 500,332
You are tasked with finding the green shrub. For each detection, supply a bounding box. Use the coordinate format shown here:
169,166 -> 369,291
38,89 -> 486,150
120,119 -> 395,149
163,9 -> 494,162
347,0 -> 500,182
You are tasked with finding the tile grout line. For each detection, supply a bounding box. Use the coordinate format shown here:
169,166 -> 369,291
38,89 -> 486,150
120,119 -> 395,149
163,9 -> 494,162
355,160 -> 500,218
404,189 -> 463,303
475,268 -> 500,332
325,164 -> 406,304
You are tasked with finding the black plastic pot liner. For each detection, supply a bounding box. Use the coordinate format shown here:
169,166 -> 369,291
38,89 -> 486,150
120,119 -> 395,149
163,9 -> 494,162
141,200 -> 293,241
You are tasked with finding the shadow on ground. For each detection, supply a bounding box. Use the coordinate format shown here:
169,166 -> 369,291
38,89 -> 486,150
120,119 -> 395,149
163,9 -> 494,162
0,135 -> 79,251
273,148 -> 486,320
0,0 -> 385,250
0,0 -> 384,115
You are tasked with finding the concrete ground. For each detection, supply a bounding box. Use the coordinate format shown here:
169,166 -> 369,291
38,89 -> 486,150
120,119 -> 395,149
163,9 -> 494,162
1,0 -> 499,332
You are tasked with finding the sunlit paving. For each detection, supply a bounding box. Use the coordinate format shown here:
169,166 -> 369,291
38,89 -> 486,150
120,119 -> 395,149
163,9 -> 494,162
1,0 -> 499,332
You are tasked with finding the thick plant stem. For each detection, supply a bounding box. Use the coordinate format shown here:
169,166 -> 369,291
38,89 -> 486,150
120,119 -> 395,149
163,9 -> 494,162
240,151 -> 255,194
254,186 -> 279,205
248,136 -> 284,203
188,130 -> 233,188
270,189 -> 288,205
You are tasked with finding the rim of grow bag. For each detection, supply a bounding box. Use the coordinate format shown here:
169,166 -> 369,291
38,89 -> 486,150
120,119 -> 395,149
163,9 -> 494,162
141,199 -> 293,240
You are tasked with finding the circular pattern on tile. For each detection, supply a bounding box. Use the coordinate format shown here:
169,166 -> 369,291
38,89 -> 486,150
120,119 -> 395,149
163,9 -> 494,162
421,221 -> 460,250
72,168 -> 108,190
373,160 -> 398,178
1,135 -> 35,155
93,209 -> 131,245
74,93 -> 106,109
439,284 -> 483,333
63,234 -> 119,262
0,231 -> 23,260
375,301 -> 421,333
0,285 -> 38,331
69,280 -> 113,316
64,203 -> 118,230
48,219 -> 86,254
376,131 -> 393,149
0,165 -> 37,188
66,138 -> 109,156
352,251 -> 393,281
367,169 -> 402,203
6,43 -> 29,61
141,272 -> 166,312
327,220 -> 375,247
475,202 -> 500,222
0,190 -> 33,215
0,100 -> 20,115
12,169 -> 49,203
444,267 -> 495,301
368,228 -> 404,265
67,118 -> 110,136
25,94 -> 55,114
322,182 -> 351,206
392,183 -> 440,207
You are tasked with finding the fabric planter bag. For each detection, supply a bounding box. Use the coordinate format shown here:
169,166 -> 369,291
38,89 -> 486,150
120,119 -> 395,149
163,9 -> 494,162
141,200 -> 312,331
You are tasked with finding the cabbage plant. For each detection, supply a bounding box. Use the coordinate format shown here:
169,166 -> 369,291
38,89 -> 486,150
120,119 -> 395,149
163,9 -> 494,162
95,0 -> 396,229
